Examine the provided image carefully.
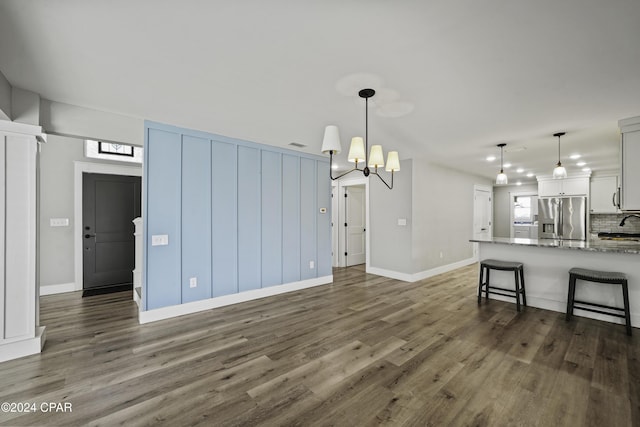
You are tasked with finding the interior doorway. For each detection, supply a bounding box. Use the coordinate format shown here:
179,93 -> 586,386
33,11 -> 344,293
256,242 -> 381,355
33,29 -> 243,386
74,161 -> 142,293
82,173 -> 141,295
473,185 -> 493,256
343,184 -> 366,267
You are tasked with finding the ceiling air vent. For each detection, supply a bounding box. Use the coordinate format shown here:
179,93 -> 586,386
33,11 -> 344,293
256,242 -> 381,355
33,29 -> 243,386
289,142 -> 306,148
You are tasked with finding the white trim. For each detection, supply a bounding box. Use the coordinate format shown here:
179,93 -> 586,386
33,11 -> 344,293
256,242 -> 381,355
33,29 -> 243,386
139,275 -> 333,324
368,257 -> 477,283
0,120 -> 42,138
0,326 -> 46,363
335,176 -> 369,268
40,282 -> 76,296
73,161 -> 142,291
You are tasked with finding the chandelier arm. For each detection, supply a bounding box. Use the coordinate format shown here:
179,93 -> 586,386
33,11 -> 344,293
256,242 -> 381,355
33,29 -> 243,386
327,150 -> 364,181
371,169 -> 394,190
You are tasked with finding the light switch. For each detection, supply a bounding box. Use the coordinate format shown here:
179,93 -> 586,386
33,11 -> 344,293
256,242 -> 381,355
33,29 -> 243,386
50,218 -> 69,227
151,234 -> 169,246
397,218 -> 407,226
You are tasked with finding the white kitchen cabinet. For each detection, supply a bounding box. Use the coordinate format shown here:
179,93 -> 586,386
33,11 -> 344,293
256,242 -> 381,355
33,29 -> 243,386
513,224 -> 538,239
620,117 -> 640,211
590,175 -> 619,213
538,177 -> 589,197
513,225 -> 530,238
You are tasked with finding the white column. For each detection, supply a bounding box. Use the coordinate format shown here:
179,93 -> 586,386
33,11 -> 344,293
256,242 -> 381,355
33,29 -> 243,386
0,120 -> 46,363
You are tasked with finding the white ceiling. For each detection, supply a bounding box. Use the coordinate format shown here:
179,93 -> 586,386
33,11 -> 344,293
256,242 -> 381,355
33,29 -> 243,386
1,0 -> 640,183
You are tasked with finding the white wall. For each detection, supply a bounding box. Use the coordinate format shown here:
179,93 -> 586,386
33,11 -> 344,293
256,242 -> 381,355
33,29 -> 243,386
369,160 -> 413,273
412,161 -> 492,273
39,134 -> 141,291
493,183 -> 538,237
366,158 -> 491,281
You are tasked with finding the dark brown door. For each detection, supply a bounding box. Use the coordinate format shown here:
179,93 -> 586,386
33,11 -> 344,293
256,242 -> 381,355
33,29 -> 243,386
83,173 -> 141,292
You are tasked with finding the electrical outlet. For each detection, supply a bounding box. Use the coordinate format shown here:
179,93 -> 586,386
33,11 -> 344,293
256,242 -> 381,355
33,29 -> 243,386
50,218 -> 69,227
151,235 -> 169,246
189,277 -> 197,288
309,261 -> 315,269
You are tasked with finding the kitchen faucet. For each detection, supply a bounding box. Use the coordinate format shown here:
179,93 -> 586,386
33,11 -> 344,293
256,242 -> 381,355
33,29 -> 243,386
619,214 -> 640,226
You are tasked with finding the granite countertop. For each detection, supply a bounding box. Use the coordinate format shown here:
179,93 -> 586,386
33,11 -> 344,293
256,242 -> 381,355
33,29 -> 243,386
469,237 -> 640,255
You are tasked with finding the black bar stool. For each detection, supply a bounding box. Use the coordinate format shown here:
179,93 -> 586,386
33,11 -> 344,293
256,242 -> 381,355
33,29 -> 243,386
566,267 -> 632,336
478,259 -> 527,312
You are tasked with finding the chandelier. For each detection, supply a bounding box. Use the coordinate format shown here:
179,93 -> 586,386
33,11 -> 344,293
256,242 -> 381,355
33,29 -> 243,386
321,89 -> 400,189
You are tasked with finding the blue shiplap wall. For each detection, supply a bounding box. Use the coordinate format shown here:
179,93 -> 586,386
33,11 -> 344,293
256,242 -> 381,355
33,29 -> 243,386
143,121 -> 331,311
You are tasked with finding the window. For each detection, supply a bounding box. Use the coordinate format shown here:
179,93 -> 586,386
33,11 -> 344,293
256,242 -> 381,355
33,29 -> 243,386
85,140 -> 143,164
513,196 -> 532,223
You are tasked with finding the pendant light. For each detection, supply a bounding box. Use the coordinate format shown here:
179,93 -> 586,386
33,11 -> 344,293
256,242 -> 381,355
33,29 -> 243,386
552,132 -> 567,179
321,88 -> 399,189
496,143 -> 508,185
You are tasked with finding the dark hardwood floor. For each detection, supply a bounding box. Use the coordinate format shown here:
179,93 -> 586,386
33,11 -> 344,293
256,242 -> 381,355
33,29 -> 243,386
0,264 -> 638,426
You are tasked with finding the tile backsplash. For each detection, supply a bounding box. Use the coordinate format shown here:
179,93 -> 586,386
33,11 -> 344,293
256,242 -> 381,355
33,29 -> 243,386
590,213 -> 640,234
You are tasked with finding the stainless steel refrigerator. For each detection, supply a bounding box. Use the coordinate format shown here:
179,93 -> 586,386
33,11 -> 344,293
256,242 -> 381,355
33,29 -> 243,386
538,196 -> 587,240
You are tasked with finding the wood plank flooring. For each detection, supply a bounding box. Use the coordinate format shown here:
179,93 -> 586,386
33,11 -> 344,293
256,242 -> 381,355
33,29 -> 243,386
0,264 -> 638,426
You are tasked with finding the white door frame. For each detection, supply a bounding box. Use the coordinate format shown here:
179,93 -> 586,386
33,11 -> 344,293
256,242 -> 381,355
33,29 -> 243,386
344,184 -> 366,266
331,182 -> 338,267
73,161 -> 142,291
333,176 -> 369,268
472,184 -> 493,259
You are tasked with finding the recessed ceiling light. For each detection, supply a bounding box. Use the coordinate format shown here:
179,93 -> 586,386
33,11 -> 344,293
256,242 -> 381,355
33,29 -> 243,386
526,172 -> 534,178
516,168 -> 524,173
582,167 -> 591,172
331,164 -> 338,169
516,181 -> 522,186
486,155 -> 496,162
576,161 -> 586,167
570,154 -> 581,160
503,163 -> 512,168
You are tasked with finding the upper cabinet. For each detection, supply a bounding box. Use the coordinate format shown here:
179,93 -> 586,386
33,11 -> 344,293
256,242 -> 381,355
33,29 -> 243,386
538,176 -> 589,197
590,175 -> 619,214
620,116 -> 640,211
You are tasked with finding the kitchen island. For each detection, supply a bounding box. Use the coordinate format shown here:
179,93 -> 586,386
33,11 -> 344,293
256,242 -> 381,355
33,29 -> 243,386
470,237 -> 640,329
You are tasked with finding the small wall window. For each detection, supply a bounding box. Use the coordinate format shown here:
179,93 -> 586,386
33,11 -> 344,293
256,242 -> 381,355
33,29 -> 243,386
85,140 -> 143,164
514,196 -> 532,222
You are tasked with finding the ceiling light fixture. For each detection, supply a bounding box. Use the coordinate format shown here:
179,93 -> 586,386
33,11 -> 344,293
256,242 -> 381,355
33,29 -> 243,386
576,161 -> 586,167
496,143 -> 508,185
552,132 -> 567,179
570,154 -> 581,160
526,172 -> 534,178
321,88 -> 399,189
486,155 -> 496,162
516,168 -> 524,173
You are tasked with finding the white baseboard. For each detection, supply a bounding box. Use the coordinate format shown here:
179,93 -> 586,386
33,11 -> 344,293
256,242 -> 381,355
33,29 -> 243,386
40,282 -> 77,296
0,326 -> 46,363
368,257 -> 477,283
487,293 -> 639,328
139,275 -> 333,324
